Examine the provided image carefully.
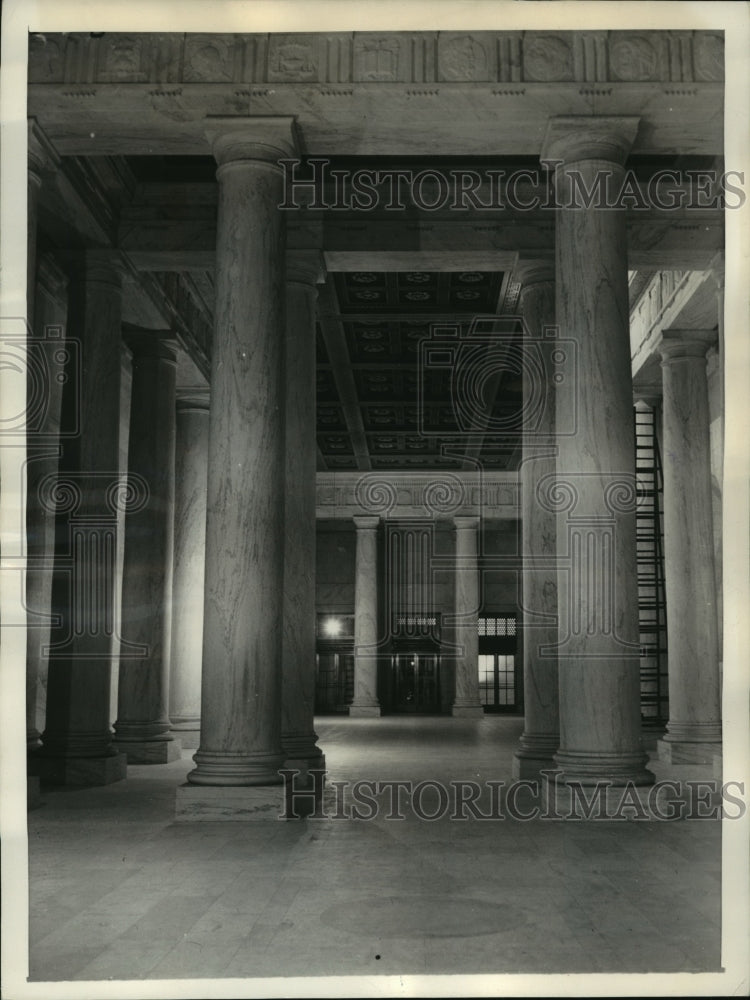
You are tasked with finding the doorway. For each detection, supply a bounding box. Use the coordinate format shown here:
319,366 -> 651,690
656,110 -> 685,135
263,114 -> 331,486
391,653 -> 441,713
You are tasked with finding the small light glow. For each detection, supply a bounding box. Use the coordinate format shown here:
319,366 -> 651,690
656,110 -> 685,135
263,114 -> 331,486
323,617 -> 342,637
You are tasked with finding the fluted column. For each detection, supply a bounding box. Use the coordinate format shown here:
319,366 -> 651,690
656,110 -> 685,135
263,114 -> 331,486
513,261 -> 559,776
350,516 -> 381,717
187,119 -> 295,786
114,329 -> 179,764
452,515 -> 483,718
282,252 -> 326,767
542,116 -> 652,786
169,390 -> 209,750
657,330 -> 721,764
31,251 -> 128,785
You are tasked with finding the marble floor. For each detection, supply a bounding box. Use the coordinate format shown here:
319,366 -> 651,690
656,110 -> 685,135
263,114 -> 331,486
27,716 -> 723,987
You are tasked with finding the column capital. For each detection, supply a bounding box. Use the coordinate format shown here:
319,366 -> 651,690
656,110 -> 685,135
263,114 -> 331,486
68,249 -> 128,287
122,325 -> 178,363
660,328 -> 717,362
541,116 -> 640,167
514,257 -> 555,288
205,116 -> 298,167
28,118 -> 60,178
453,515 -> 481,532
634,390 -> 662,409
353,515 -> 380,530
287,250 -> 326,288
177,386 -> 210,411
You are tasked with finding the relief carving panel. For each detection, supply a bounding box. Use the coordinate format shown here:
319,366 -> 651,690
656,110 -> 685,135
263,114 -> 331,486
268,34 -> 320,81
183,34 -> 234,82
353,34 -> 405,82
28,34 -> 65,83
438,34 -> 493,82
692,33 -> 724,82
608,32 -> 665,82
97,34 -> 147,82
522,33 -> 574,82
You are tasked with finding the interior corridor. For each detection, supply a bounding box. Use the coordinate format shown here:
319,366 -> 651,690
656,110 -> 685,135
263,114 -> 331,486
28,716 -> 722,982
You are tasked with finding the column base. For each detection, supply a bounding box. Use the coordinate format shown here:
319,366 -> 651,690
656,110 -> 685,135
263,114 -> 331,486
170,722 -> 200,750
513,732 -> 560,778
27,776 -> 42,810
349,705 -> 382,717
29,752 -> 127,787
512,752 -> 557,780
713,754 -> 722,780
657,739 -> 722,766
187,749 -> 286,786
452,705 -> 485,718
553,750 -> 654,787
175,783 -> 285,822
115,738 -> 183,765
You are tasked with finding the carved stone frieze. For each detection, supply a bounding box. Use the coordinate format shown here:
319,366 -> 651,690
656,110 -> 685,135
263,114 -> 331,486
27,31 -> 724,86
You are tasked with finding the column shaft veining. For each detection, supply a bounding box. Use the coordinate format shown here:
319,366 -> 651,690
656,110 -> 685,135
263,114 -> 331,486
188,119 -> 295,786
513,261 -> 560,776
657,330 -> 721,764
32,251 -> 128,785
114,329 -> 180,764
543,117 -> 653,786
282,253 -> 326,767
452,516 -> 483,717
350,516 -> 381,716
25,123 -> 61,751
169,391 -> 209,750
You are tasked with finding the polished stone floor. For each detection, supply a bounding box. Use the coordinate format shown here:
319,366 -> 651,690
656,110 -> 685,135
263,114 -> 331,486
28,716 -> 722,984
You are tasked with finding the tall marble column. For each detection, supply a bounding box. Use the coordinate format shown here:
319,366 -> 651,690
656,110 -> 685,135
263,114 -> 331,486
26,258 -> 68,753
282,252 -> 325,768
25,123 -> 60,753
512,261 -> 560,776
26,121 -> 59,329
452,515 -> 484,718
657,330 -> 721,764
542,116 -> 652,786
187,119 -> 295,787
114,329 -> 180,764
349,516 -> 382,717
169,390 -> 209,750
31,251 -> 128,785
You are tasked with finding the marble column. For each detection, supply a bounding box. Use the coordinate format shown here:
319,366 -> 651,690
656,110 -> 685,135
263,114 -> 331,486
26,121 -> 59,329
31,251 -> 128,785
657,330 -> 721,764
187,119 -> 295,787
542,116 -> 652,786
114,329 -> 180,764
169,390 -> 209,750
350,516 -> 381,717
452,515 -> 484,718
26,258 -> 68,754
282,252 -> 326,768
512,261 -> 560,777
25,123 -> 60,754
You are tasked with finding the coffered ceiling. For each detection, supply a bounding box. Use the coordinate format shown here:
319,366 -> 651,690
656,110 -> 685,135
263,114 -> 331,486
317,270 -> 523,473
